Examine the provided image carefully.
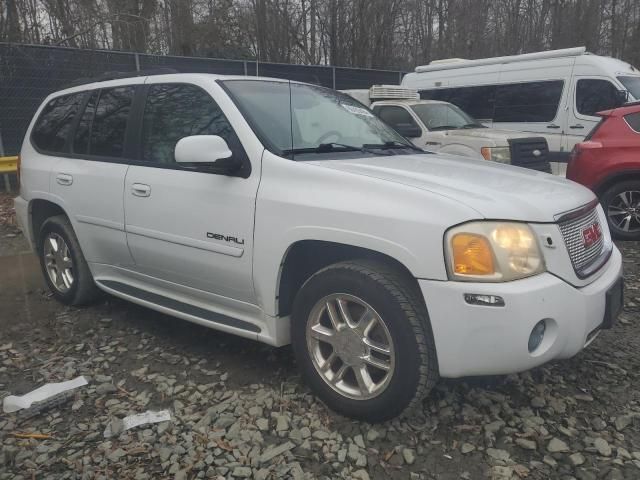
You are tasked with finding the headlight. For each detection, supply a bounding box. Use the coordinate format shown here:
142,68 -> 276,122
481,146 -> 511,163
445,221 -> 545,282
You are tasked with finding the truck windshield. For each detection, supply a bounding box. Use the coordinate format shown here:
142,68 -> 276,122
617,76 -> 640,101
410,103 -> 485,131
221,79 -> 417,158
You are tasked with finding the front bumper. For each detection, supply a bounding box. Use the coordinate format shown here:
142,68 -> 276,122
419,246 -> 623,378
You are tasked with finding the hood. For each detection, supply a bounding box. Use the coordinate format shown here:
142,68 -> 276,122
443,127 -> 535,142
309,153 -> 595,223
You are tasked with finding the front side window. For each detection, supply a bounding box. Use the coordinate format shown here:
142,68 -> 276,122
375,106 -> 420,131
617,76 -> 640,101
223,80 -> 414,157
625,112 -> 640,133
89,86 -> 134,157
32,92 -> 85,153
410,103 -> 483,130
494,80 -> 564,122
576,79 -> 619,117
141,83 -> 237,164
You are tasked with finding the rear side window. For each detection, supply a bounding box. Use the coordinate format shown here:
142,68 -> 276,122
72,91 -> 99,154
576,79 -> 619,116
89,87 -> 134,157
625,112 -> 640,133
494,80 -> 564,122
374,106 -> 420,130
140,83 -> 236,164
421,86 -> 496,121
32,92 -> 85,153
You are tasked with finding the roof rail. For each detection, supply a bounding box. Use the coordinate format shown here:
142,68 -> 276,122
64,67 -> 179,88
415,47 -> 587,73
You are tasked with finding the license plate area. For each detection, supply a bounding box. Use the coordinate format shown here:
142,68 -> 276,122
602,278 -> 624,329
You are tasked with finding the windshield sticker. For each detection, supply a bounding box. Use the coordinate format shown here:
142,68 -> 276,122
341,104 -> 374,117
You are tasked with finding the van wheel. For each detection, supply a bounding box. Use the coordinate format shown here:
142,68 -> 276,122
38,215 -> 100,305
291,260 -> 438,422
601,180 -> 640,240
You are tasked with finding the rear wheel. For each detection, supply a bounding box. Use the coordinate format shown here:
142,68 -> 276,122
291,260 -> 438,422
38,215 -> 100,305
601,180 -> 640,240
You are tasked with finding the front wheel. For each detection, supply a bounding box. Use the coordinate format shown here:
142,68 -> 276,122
291,260 -> 438,422
601,180 -> 640,240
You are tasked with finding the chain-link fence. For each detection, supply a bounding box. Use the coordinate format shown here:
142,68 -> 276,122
0,42 -> 406,157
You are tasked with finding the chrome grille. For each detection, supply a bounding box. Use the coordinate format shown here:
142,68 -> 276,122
558,207 -> 604,275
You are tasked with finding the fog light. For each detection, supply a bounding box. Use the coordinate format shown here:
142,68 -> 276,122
528,320 -> 546,352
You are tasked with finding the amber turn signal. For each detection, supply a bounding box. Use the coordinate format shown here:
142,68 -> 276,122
451,233 -> 495,275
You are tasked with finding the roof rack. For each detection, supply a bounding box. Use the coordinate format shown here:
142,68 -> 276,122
64,67 -> 179,88
414,47 -> 587,73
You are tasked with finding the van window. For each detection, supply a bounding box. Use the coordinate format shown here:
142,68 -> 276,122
72,91 -> 99,154
617,76 -> 640,101
576,79 -> 619,117
32,92 -> 85,153
625,112 -> 640,133
420,86 -> 495,121
89,87 -> 134,157
494,80 -> 564,122
374,106 -> 420,131
141,83 -> 236,164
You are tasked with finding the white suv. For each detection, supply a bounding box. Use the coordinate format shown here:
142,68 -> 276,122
15,73 -> 623,421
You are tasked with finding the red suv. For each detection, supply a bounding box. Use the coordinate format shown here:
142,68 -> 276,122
567,101 -> 640,240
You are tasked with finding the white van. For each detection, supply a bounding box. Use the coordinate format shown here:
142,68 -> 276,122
402,47 -> 640,174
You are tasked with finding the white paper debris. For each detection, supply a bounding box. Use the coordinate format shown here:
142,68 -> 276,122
3,376 -> 88,413
104,410 -> 172,438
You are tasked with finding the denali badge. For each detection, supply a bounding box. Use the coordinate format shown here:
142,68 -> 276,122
207,232 -> 245,245
582,223 -> 602,248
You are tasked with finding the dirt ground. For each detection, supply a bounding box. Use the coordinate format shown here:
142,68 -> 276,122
0,192 -> 639,480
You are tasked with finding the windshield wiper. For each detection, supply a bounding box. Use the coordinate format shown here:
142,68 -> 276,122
362,141 -> 424,152
429,125 -> 461,131
282,142 -> 361,155
462,123 -> 487,129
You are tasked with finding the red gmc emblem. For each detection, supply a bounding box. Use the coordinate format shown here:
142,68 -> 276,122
582,222 -> 602,248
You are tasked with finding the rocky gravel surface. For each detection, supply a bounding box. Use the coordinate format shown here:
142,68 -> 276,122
0,213 -> 639,479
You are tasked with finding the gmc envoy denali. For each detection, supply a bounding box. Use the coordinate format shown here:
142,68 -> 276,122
15,73 -> 624,421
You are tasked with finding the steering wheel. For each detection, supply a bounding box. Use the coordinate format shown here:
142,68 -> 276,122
315,130 -> 342,144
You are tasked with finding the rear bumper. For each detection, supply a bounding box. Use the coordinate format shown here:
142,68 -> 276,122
13,195 -> 33,250
419,246 -> 623,378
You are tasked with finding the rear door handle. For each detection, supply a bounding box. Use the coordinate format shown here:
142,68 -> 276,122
55,173 -> 73,186
570,124 -> 585,129
131,183 -> 151,197
546,124 -> 561,129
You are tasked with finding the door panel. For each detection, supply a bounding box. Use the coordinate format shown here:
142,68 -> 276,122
123,82 -> 259,304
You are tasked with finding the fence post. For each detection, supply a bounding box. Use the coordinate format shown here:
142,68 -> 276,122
398,71 -> 402,85
243,61 -> 247,76
332,67 -> 336,90
0,130 -> 10,193
134,53 -> 140,72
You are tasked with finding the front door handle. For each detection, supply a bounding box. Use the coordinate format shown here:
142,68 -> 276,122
55,173 -> 73,186
570,124 -> 585,129
131,183 -> 151,197
546,124 -> 561,129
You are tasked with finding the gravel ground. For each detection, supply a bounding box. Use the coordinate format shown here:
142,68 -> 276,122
1,194 -> 639,480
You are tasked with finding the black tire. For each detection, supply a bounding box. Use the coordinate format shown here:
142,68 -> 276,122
600,180 -> 640,241
37,215 -> 101,305
291,260 -> 438,422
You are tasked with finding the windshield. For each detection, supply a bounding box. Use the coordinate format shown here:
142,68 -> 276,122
222,80 -> 414,157
410,103 -> 484,130
618,76 -> 640,100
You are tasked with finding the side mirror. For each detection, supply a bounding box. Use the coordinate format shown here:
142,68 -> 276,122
615,89 -> 629,107
175,135 -> 242,175
394,123 -> 422,138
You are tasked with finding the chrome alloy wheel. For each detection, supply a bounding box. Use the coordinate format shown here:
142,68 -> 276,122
306,293 -> 395,400
43,232 -> 74,293
608,190 -> 640,233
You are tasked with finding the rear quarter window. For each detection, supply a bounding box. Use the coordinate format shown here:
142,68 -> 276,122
625,112 -> 640,133
31,92 -> 85,153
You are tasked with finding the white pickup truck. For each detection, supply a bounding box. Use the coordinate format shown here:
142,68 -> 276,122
344,86 -> 553,173
16,73 -> 623,421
